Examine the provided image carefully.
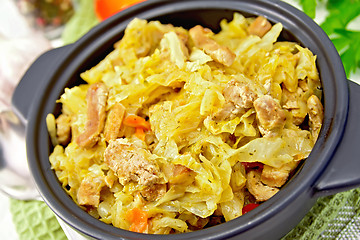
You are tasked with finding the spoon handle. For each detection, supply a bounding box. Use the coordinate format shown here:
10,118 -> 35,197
0,109 -> 40,200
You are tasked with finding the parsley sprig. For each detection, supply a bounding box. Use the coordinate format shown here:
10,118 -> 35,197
298,0 -> 360,77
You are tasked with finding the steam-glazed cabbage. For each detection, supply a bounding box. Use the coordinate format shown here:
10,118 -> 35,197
47,14 -> 323,234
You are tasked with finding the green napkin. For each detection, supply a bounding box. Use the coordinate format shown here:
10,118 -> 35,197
284,188 -> 360,239
10,199 -> 67,240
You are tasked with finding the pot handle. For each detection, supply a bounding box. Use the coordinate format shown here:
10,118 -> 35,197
12,45 -> 73,122
314,80 -> 360,197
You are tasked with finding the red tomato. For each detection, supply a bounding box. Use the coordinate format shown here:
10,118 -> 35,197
241,162 -> 264,170
95,0 -> 146,20
242,203 -> 260,215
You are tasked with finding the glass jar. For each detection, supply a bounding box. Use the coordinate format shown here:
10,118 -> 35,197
14,0 -> 74,39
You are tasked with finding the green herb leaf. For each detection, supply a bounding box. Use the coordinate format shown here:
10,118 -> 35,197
331,29 -> 360,75
320,0 -> 360,34
296,0 -> 360,76
320,0 -> 360,76
299,0 -> 317,19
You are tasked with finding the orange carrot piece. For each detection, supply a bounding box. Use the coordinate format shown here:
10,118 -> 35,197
135,127 -> 146,141
123,115 -> 151,130
126,207 -> 148,233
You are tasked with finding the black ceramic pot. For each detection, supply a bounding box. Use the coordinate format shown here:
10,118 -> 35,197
12,0 -> 360,239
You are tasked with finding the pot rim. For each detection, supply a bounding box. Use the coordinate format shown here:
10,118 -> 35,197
25,0 -> 348,239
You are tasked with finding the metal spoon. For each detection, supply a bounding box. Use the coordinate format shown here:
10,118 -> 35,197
0,108 -> 89,239
0,109 -> 41,200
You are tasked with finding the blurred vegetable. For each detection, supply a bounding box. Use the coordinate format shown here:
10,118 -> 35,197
61,0 -> 99,44
14,0 -> 74,39
95,0 -> 145,20
298,0 -> 360,76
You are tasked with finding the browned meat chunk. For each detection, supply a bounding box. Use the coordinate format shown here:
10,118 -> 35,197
281,87 -> 307,125
307,95 -> 323,141
213,79 -> 258,121
223,79 -> 258,109
104,169 -> 117,188
261,161 -> 300,188
56,114 -> 71,145
174,29 -> 190,58
164,164 -> 196,186
104,139 -> 160,186
189,25 -> 236,67
246,170 -> 279,202
76,83 -> 108,148
212,102 -> 239,121
104,103 -> 126,142
77,175 -> 104,207
254,95 -> 286,136
140,184 -> 167,202
248,16 -> 272,37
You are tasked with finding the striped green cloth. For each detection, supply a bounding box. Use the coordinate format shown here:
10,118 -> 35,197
10,199 -> 67,240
